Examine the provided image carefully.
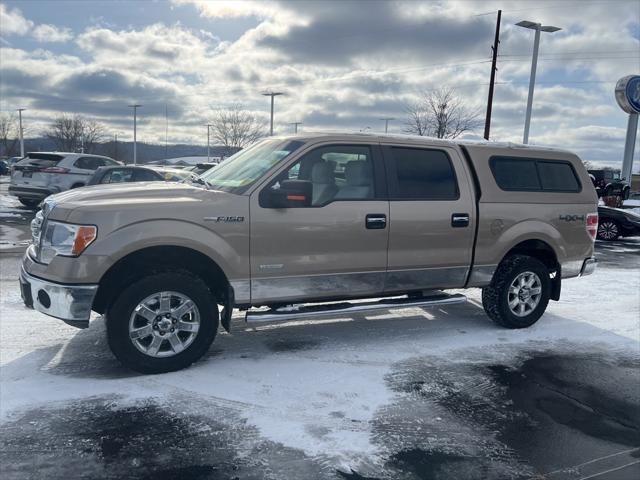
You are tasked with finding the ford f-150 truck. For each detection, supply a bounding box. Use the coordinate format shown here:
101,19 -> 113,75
20,134 -> 598,373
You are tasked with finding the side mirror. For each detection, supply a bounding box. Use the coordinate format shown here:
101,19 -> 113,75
265,179 -> 312,208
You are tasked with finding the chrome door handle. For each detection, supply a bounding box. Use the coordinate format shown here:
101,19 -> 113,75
366,214 -> 387,229
451,213 -> 470,227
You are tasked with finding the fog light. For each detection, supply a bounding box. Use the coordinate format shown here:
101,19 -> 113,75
37,289 -> 51,309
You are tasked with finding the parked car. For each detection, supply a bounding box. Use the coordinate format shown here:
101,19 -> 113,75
588,169 -> 630,199
20,133 -> 598,374
597,206 -> 640,240
88,165 -> 197,185
0,159 -> 9,176
9,152 -> 120,208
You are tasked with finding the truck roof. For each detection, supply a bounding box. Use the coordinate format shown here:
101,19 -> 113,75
277,132 -> 575,156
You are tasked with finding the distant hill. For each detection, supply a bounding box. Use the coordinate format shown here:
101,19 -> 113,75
15,137 -> 231,164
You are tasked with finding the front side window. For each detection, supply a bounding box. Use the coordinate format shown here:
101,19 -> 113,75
269,145 -> 375,206
387,147 -> 458,199
199,139 -> 304,194
134,169 -> 161,182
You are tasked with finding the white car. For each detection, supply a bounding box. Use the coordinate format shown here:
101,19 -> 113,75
9,152 -> 120,208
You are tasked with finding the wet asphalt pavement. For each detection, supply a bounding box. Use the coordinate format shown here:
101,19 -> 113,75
1,179 -> 639,479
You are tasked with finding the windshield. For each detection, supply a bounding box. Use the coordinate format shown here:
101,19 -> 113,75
199,139 -> 304,194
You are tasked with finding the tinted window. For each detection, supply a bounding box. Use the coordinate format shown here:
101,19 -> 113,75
74,157 -> 101,170
491,157 -> 581,192
491,158 -> 540,191
134,169 -> 161,181
388,147 -> 458,199
537,161 -> 580,192
102,168 -> 133,183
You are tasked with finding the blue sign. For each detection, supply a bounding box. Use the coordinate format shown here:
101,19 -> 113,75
616,75 -> 640,114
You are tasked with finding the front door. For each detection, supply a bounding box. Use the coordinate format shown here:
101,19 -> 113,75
249,143 -> 389,304
381,144 -> 476,293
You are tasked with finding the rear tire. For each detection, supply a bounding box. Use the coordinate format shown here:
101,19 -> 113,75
18,198 -> 40,209
106,271 -> 218,374
482,255 -> 551,329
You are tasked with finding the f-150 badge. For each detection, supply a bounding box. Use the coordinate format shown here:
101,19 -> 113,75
204,216 -> 245,223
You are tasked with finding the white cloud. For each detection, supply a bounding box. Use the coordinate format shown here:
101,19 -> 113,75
0,4 -> 73,43
31,24 -> 73,43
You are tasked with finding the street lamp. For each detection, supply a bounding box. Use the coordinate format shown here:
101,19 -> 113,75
379,117 -> 395,133
128,104 -> 142,165
205,124 -> 212,162
516,20 -> 561,144
289,122 -> 302,134
262,92 -> 284,136
17,108 -> 25,157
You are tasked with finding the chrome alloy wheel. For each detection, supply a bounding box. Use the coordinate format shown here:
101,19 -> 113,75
508,271 -> 542,317
128,291 -> 200,358
598,221 -> 619,240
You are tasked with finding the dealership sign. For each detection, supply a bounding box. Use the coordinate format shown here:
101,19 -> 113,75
615,75 -> 640,114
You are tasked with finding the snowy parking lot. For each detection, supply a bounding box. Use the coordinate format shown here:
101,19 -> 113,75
0,178 -> 639,479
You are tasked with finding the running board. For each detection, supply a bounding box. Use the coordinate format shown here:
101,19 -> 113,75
245,292 -> 467,323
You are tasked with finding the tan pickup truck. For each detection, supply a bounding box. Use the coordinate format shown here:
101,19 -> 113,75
20,133 -> 598,373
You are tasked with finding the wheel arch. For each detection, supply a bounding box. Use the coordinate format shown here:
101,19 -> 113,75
498,238 -> 561,300
93,245 -> 230,314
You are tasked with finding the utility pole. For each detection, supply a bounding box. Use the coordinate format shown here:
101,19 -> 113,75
165,104 -> 168,161
17,108 -> 25,157
262,92 -> 284,136
484,10 -> 501,140
114,133 -> 118,162
516,20 -> 561,144
289,122 -> 302,133
379,117 -> 395,133
206,124 -> 212,162
128,104 -> 142,165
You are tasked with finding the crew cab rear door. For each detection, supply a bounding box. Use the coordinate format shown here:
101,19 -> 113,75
381,143 -> 476,292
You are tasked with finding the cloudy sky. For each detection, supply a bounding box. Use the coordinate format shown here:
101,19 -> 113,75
1,0 -> 639,165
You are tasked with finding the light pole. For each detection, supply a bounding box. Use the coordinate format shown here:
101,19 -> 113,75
516,20 -> 561,144
289,122 -> 302,134
128,104 -> 142,165
17,108 -> 25,157
379,117 -> 395,133
206,123 -> 212,162
262,92 -> 284,136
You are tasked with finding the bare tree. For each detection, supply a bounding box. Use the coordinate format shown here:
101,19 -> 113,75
44,114 -> 105,153
403,88 -> 481,139
0,113 -> 19,157
209,105 -> 266,156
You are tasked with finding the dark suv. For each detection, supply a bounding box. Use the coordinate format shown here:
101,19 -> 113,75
588,169 -> 631,199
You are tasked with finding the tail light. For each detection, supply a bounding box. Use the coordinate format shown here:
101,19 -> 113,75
586,213 -> 598,240
40,166 -> 70,174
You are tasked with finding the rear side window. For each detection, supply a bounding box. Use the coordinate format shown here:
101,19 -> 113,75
102,168 -> 133,183
537,161 -> 580,191
134,169 -> 161,181
17,153 -> 64,168
75,157 -> 112,170
490,157 -> 581,193
387,147 -> 458,200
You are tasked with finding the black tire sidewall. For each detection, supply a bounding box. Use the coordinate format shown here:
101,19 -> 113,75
107,271 -> 218,374
498,257 -> 550,328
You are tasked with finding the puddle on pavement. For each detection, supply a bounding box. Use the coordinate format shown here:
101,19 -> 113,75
366,348 -> 640,480
0,397 -> 330,480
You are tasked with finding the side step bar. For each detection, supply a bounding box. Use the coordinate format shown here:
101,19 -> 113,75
245,292 -> 467,323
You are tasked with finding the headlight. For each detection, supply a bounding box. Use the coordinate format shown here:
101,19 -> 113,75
39,221 -> 97,264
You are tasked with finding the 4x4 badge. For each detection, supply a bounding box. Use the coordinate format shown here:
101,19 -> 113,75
203,216 -> 245,223
559,214 -> 585,222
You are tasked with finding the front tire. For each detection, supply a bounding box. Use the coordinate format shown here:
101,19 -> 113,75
597,220 -> 620,241
107,271 -> 218,374
482,255 -> 551,329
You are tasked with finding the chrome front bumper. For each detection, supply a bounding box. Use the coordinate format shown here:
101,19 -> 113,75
580,257 -> 597,277
19,267 -> 98,328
